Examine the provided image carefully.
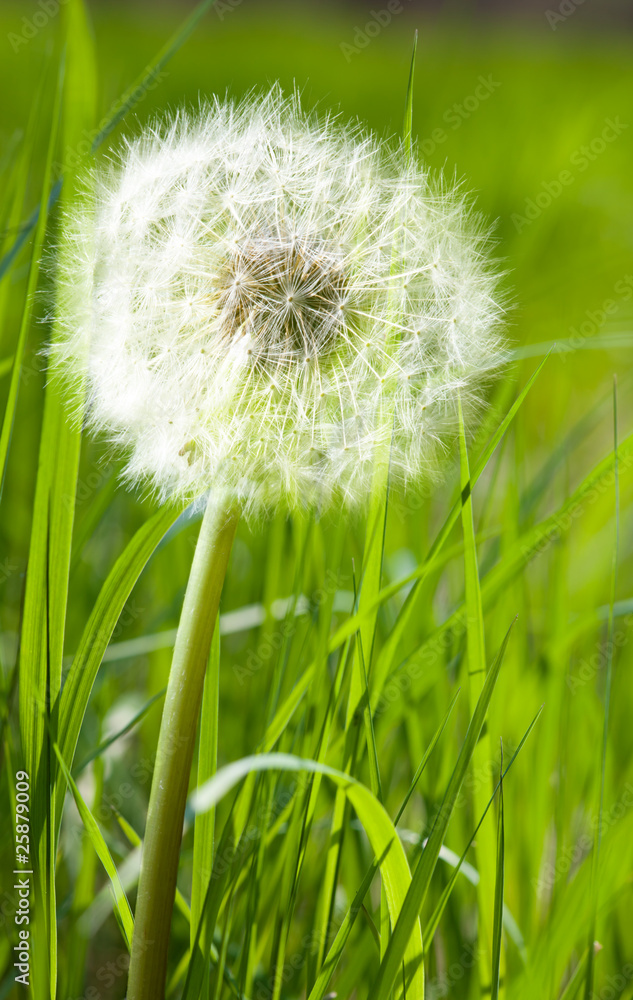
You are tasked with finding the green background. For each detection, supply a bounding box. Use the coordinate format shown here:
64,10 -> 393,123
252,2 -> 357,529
1,2 -> 632,998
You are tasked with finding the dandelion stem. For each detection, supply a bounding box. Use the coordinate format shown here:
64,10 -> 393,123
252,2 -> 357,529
127,497 -> 239,1000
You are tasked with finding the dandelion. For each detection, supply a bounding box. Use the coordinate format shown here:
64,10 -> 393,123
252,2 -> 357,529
55,87 -> 503,518
53,88 -> 504,1000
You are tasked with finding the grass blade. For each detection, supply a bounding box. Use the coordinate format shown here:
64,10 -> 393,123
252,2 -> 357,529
20,3 -> 99,989
90,0 -> 220,150
371,619 -> 516,1000
191,619 -> 221,962
584,377 -> 619,1000
0,0 -> 220,280
423,708 -> 542,949
53,743 -> 134,949
308,693 -> 459,1000
186,754 -> 425,1000
403,30 -> 418,163
459,397 -> 498,992
72,689 -> 165,776
56,505 -> 179,821
0,68 -> 61,497
491,747 -> 505,1000
16,59 -> 65,1000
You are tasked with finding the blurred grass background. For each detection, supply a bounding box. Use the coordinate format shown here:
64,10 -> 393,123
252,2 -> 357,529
1,1 -> 633,998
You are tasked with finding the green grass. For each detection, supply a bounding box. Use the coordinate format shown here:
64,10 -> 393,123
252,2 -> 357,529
1,2 -> 633,998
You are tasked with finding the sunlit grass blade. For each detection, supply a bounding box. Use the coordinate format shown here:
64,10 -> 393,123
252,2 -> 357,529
459,396 -> 497,993
371,619 -> 515,1000
308,694 -> 458,1000
312,456 -> 390,974
186,754 -> 425,1000
15,8 -> 98,991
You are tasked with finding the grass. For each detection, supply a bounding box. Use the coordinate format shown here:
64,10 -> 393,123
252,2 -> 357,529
0,1 -> 632,998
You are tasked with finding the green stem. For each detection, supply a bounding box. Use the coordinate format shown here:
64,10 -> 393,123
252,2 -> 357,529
127,497 -> 239,1000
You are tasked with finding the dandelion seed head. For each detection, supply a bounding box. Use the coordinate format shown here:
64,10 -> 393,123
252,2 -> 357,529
53,87 -> 505,517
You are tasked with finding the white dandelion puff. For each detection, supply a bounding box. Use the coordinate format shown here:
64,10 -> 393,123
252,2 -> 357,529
53,87 -> 505,517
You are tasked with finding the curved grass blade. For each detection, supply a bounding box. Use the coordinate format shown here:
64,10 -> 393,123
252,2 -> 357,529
55,505 -> 179,825
308,694 -> 458,1000
371,619 -> 516,1000
53,743 -> 134,950
185,754 -> 425,1000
